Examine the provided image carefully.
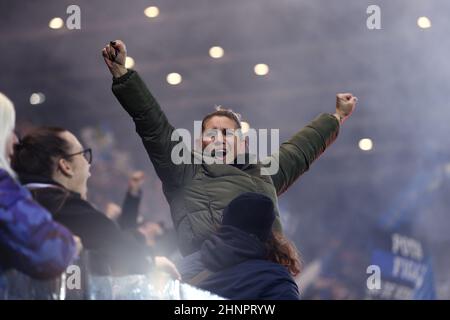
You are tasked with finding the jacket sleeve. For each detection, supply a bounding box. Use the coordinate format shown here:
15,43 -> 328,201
55,199 -> 152,275
260,268 -> 300,300
266,113 -> 340,195
0,188 -> 76,280
261,277 -> 300,300
112,70 -> 192,189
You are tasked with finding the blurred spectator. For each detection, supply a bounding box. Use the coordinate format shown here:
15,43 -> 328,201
11,127 -> 180,279
114,171 -> 180,259
103,171 -> 144,225
137,220 -> 164,247
0,93 -> 77,285
116,171 -> 145,228
152,221 -> 180,259
301,237 -> 367,299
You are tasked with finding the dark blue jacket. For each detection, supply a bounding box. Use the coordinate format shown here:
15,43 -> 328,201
0,169 -> 76,283
178,226 -> 300,300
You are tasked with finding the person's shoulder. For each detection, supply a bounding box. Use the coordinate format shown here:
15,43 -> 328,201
0,169 -> 30,205
0,168 -> 10,180
38,188 -> 101,218
243,261 -> 299,299
177,251 -> 204,281
64,194 -> 101,214
0,169 -> 20,190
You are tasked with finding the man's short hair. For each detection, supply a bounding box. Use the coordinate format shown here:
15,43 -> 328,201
201,106 -> 242,132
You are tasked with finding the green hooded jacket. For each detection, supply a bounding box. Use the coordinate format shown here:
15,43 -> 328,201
112,70 -> 340,256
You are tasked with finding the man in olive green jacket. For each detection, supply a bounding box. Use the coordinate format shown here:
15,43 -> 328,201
102,40 -> 357,256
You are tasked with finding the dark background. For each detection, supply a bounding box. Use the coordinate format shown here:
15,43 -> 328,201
1,0 -> 449,298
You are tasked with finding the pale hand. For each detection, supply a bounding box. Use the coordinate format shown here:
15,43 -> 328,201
335,93 -> 358,124
102,40 -> 128,78
154,256 -> 182,280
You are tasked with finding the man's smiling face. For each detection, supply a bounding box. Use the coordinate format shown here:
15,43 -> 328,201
201,115 -> 243,164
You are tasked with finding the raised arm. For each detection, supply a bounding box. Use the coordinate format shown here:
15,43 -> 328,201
118,171 -> 144,230
268,93 -> 357,195
102,40 -> 192,189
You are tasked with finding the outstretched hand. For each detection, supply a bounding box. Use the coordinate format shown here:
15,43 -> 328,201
335,93 -> 358,124
102,40 -> 128,78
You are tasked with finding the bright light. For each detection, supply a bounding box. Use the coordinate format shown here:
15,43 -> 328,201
209,46 -> 224,59
358,138 -> 373,151
29,93 -> 46,105
49,17 -> 64,29
144,6 -> 160,18
167,73 -> 182,85
125,56 -> 135,69
417,16 -> 431,29
254,63 -> 269,76
240,121 -> 250,134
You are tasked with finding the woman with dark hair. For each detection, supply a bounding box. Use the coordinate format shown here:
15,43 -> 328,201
0,93 -> 77,285
11,127 -> 180,278
177,192 -> 301,300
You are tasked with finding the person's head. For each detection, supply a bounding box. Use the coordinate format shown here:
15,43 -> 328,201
137,220 -> 165,247
222,192 -> 302,276
200,106 -> 246,164
12,127 -> 92,198
222,192 -> 276,242
0,92 -> 18,177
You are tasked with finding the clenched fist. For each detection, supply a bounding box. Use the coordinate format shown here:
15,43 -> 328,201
335,93 -> 358,124
128,170 -> 145,196
102,40 -> 128,78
